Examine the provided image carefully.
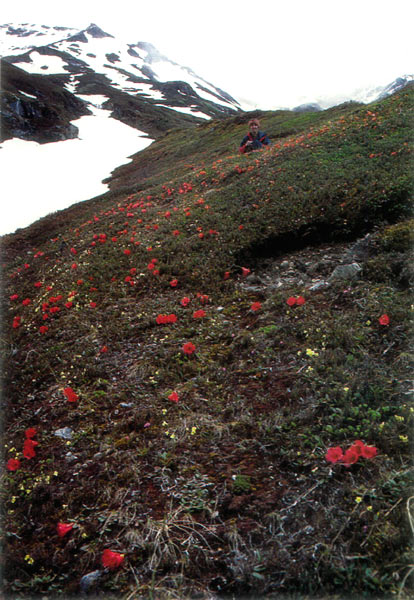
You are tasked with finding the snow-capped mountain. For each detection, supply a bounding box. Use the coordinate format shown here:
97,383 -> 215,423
0,22 -> 241,143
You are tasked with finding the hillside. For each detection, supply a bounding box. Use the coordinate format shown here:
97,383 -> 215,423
1,84 -> 413,599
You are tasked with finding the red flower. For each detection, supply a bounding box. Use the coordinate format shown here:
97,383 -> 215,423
22,298 -> 31,306
90,302 -> 97,308
23,438 -> 38,459
12,316 -> 21,328
57,523 -> 74,538
325,447 -> 343,463
296,296 -> 306,306
182,342 -> 196,355
361,445 -> 378,459
379,314 -> 390,326
342,447 -> 359,466
173,230 -> 180,236
241,267 -> 251,277
181,297 -> 190,307
71,263 -> 78,270
7,458 -> 21,471
65,302 -> 73,309
349,440 -> 365,455
39,325 -> 49,334
170,279 -> 178,287
101,549 -> 125,570
251,302 -> 261,312
286,297 -> 297,306
34,282 -> 43,288
168,391 -> 179,403
123,249 -> 131,255
10,294 -> 19,301
100,345 -> 108,353
25,428 -> 37,439
63,387 -> 79,403
192,309 -> 206,319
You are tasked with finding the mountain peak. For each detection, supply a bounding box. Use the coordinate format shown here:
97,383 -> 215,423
84,23 -> 113,39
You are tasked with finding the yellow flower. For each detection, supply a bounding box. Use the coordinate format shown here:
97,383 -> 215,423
343,387 -> 349,392
399,435 -> 408,443
367,506 -> 373,511
306,348 -> 319,357
355,496 -> 363,503
394,415 -> 404,422
24,555 -> 34,564
191,427 -> 197,435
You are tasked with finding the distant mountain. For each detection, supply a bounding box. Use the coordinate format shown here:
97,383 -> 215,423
0,22 -> 242,143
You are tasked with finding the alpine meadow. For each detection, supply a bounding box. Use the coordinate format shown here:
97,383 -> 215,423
1,81 -> 413,599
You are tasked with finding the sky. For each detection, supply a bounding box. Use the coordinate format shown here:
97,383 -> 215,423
1,0 -> 413,109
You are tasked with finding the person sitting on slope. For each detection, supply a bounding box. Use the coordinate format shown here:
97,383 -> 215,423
239,118 -> 270,153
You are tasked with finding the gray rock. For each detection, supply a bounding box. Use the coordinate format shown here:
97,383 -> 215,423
309,280 -> 330,291
329,263 -> 362,280
80,570 -> 102,594
54,427 -> 74,440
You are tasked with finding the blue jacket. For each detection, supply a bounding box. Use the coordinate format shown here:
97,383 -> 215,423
239,130 -> 270,153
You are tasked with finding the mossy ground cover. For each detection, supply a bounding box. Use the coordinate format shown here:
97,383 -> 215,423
1,85 -> 413,599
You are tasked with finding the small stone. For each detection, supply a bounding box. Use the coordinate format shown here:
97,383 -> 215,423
329,263 -> 362,280
309,280 -> 330,291
80,570 -> 102,594
54,427 -> 74,440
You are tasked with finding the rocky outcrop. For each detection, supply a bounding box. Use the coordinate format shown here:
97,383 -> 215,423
0,59 -> 90,143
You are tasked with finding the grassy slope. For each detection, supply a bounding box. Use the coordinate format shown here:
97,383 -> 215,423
1,85 -> 413,599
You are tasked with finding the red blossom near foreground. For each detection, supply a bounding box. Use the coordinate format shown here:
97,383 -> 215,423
168,391 -> 179,403
10,294 -> 19,301
63,387 -> 79,403
25,428 -> 37,439
224,271 -> 230,280
39,326 -> 49,334
287,297 -> 297,306
181,297 -> 190,307
23,438 -> 38,459
12,316 -> 21,329
325,441 -> 378,465
57,523 -> 74,538
182,342 -> 196,355
101,549 -> 125,570
7,458 -> 21,471
379,314 -> 390,325
170,279 -> 178,287
100,345 -> 108,353
241,267 -> 251,277
192,309 -> 206,319
361,445 -> 378,459
89,302 -> 97,308
296,296 -> 306,305
251,302 -> 262,312
342,447 -> 359,466
325,447 -> 343,463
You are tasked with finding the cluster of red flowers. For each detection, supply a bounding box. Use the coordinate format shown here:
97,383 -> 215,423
168,391 -> 179,403
379,314 -> 390,325
325,440 -> 378,466
63,387 -> 79,403
156,313 -> 178,324
286,296 -> 306,306
182,342 -> 196,355
102,549 -> 125,569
